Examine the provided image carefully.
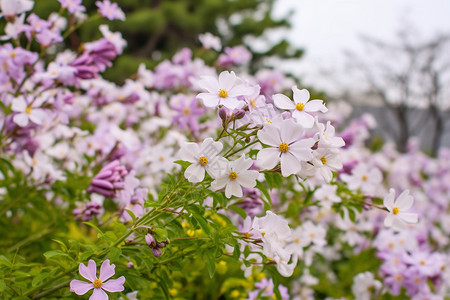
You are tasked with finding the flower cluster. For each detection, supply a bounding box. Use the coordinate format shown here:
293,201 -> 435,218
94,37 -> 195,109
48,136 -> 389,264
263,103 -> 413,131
2,1 -> 448,300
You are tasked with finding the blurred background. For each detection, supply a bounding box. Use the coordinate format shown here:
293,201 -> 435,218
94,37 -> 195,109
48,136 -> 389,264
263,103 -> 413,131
33,0 -> 450,155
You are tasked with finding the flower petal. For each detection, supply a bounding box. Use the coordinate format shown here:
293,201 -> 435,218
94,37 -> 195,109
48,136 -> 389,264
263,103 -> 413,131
198,75 -> 219,93
184,163 -> 205,182
89,287 -> 108,300
101,276 -> 125,293
273,94 -> 295,110
396,190 -> 414,211
280,119 -> 303,144
236,170 -> 259,188
289,139 -> 313,162
280,152 -> 300,177
70,279 -> 93,295
178,142 -> 199,162
257,148 -> 280,170
292,110 -> 314,128
231,156 -> 253,173
13,113 -> 29,127
304,99 -> 327,113
257,124 -> 281,147
398,212 -> 418,224
197,93 -> 219,107
99,259 -> 115,282
29,109 -> 46,125
11,96 -> 26,112
79,260 -> 97,282
221,97 -> 243,110
292,86 -> 310,104
225,180 -> 242,198
218,71 -> 236,91
384,214 -> 394,228
200,138 -> 223,157
383,189 -> 396,211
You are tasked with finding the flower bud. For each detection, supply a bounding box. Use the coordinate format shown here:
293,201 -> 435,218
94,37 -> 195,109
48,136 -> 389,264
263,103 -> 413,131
218,107 -> 228,121
152,247 -> 162,257
145,233 -> 156,247
234,109 -> 245,119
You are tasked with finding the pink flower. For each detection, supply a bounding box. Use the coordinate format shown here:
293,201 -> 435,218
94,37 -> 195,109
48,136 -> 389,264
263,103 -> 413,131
70,259 -> 125,300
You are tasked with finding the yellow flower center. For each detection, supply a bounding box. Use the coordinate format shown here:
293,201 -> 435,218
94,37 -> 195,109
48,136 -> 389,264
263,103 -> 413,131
218,89 -> 228,98
265,118 -> 272,124
229,171 -> 238,181
320,156 -> 327,165
249,98 -> 255,108
279,142 -> 289,153
183,108 -> 190,115
10,52 -> 16,58
159,156 -> 165,161
362,175 -> 368,181
25,107 -> 32,114
93,278 -> 103,289
420,260 -> 426,265
296,103 -> 305,111
392,207 -> 399,215
198,156 -> 208,166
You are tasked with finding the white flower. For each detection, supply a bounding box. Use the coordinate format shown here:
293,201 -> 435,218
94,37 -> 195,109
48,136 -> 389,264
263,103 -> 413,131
198,32 -> 221,51
314,184 -> 341,209
178,138 -> 224,182
273,86 -> 327,128
0,0 -> 33,17
352,272 -> 382,300
341,163 -> 382,195
298,221 -> 327,247
383,189 -> 418,231
99,24 -> 127,54
11,96 -> 46,127
311,148 -> 342,182
196,71 -> 252,109
210,155 -> 259,198
257,119 -> 314,177
316,120 -> 345,151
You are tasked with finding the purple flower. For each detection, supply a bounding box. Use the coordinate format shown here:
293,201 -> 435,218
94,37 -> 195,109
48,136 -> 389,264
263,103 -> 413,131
96,0 -> 125,21
70,259 -> 125,299
87,160 -> 128,198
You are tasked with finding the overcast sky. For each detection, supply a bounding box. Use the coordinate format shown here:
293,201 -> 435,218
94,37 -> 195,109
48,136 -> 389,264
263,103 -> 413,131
272,0 -> 450,92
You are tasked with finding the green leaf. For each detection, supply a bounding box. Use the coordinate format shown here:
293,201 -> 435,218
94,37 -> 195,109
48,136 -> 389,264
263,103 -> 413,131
109,247 -> 121,261
203,250 -> 216,278
229,205 -> 247,219
82,222 -> 104,237
32,272 -> 48,287
125,209 -> 136,223
154,228 -> 168,240
43,250 -> 71,260
173,160 -> 192,169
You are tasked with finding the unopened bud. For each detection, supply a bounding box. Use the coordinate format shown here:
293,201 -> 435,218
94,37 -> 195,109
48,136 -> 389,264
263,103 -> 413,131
234,109 -> 245,119
126,262 -> 134,269
219,107 -> 228,121
152,247 -> 162,257
145,233 -> 156,247
157,242 -> 166,248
